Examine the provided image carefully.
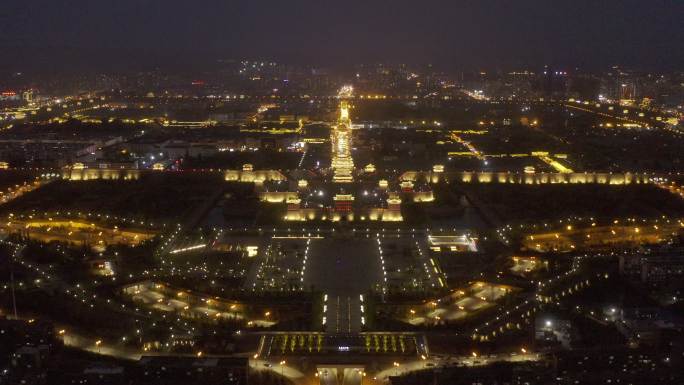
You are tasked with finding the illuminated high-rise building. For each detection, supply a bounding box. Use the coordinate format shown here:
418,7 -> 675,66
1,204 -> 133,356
331,87 -> 355,183
619,81 -> 637,106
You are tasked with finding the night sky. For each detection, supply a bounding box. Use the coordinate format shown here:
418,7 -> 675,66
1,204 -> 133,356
2,0 -> 683,72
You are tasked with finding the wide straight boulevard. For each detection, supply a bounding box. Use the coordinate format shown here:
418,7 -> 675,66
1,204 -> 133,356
304,236 -> 382,333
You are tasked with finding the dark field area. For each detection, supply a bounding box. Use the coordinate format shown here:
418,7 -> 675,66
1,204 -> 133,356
0,173 -> 246,223
459,183 -> 684,223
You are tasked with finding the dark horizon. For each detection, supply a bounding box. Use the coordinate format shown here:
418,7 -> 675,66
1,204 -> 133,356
2,0 -> 683,74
